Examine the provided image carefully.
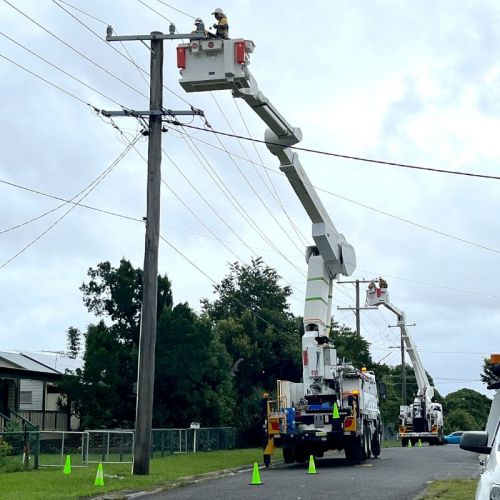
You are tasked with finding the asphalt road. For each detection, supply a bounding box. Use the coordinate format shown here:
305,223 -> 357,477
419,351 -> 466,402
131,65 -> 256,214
143,445 -> 479,500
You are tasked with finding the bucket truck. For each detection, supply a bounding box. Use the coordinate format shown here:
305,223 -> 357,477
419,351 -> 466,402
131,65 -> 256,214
176,36 -> 384,465
365,279 -> 444,446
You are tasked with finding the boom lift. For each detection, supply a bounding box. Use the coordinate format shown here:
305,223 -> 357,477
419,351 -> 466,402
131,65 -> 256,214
365,279 -> 444,445
177,36 -> 383,465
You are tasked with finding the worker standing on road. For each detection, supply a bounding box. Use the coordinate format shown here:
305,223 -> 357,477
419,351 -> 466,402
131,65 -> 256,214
209,8 -> 229,39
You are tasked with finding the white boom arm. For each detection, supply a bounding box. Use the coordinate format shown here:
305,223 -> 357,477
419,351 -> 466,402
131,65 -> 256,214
177,37 -> 356,396
365,282 -> 433,400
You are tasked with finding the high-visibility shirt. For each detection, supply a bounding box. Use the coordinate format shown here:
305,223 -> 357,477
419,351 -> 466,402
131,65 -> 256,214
216,16 -> 229,38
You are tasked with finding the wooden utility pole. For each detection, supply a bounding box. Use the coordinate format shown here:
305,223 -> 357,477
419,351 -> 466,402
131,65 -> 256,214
102,27 -> 204,475
337,279 -> 376,336
401,329 -> 407,405
132,33 -> 163,476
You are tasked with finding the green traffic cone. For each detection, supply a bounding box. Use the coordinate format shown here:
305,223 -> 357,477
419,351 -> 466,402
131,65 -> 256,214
418,439 -> 422,447
307,455 -> 317,474
332,402 -> 340,419
94,463 -> 104,486
407,440 -> 412,448
63,455 -> 71,475
249,462 -> 262,485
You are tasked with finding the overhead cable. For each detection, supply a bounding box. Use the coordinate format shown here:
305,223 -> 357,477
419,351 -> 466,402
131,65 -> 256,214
0,178 -> 143,235
0,135 -> 140,270
174,122 -> 500,181
164,125 -> 500,256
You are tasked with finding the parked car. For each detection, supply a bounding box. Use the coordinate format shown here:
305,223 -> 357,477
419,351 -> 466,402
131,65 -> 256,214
461,424 -> 500,500
444,431 -> 464,444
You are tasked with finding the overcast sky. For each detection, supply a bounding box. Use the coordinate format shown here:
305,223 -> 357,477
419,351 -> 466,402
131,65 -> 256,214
1,1 -> 499,398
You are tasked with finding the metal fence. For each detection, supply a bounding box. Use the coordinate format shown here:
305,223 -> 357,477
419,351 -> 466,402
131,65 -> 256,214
87,430 -> 134,464
0,427 -> 234,469
150,427 -> 235,457
0,431 -> 40,470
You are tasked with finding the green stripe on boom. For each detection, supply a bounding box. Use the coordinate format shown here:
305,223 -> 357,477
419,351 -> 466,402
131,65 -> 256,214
307,277 -> 329,284
305,296 -> 328,305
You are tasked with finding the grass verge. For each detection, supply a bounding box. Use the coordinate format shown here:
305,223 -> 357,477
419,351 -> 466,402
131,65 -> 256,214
422,478 -> 477,499
0,448 -> 263,500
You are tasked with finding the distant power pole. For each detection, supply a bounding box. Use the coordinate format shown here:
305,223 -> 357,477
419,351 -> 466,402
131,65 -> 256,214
102,26 -> 204,475
388,321 -> 415,405
337,279 -> 376,336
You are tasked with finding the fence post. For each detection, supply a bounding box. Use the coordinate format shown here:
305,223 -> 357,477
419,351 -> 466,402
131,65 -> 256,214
33,431 -> 40,469
106,432 -> 110,462
119,433 -> 124,462
161,431 -> 165,458
61,432 -> 65,467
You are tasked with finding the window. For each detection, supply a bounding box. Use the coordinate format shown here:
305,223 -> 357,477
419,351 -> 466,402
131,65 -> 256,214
20,391 -> 32,405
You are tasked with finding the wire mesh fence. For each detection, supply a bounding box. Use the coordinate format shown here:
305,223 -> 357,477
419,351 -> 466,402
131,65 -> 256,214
150,427 -> 235,457
0,431 -> 39,470
0,426 -> 235,469
38,431 -> 88,467
86,430 -> 134,464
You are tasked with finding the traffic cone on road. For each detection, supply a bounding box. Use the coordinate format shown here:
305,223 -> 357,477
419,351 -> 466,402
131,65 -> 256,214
418,439 -> 422,447
407,440 -> 412,448
94,463 -> 104,486
307,455 -> 317,474
63,455 -> 71,475
249,462 -> 263,485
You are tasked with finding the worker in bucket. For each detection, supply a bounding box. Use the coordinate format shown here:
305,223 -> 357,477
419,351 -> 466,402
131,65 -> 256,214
209,8 -> 229,39
191,17 -> 208,37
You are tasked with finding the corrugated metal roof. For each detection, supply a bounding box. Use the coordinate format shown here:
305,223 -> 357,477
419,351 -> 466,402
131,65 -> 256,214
20,352 -> 82,374
0,351 -> 59,373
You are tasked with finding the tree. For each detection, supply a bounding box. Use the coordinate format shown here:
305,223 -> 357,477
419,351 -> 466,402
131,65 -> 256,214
153,303 -> 235,428
66,326 -> 81,359
443,388 -> 491,431
329,320 -> 373,369
60,259 -> 173,428
445,409 -> 477,433
481,358 -> 500,390
202,257 -> 302,443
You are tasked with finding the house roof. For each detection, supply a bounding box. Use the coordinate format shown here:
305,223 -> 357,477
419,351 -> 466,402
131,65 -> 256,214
0,351 -> 82,377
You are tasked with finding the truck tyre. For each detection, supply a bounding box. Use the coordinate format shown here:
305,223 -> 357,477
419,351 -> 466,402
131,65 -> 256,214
371,429 -> 381,458
283,448 -> 295,464
401,437 -> 408,447
362,427 -> 371,460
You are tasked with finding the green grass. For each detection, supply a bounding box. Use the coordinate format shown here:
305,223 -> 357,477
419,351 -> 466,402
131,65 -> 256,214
381,440 -> 402,448
422,478 -> 478,499
0,448 -> 263,500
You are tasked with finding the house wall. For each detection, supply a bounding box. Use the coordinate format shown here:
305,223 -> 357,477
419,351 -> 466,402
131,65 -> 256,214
19,379 -> 44,411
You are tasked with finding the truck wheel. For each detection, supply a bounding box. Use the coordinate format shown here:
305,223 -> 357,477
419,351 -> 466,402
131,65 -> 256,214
401,437 -> 408,447
371,430 -> 381,458
362,427 -> 371,460
283,448 -> 295,464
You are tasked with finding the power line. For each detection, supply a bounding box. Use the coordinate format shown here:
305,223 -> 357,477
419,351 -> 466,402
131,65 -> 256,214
232,98 -> 309,248
171,123 -> 307,278
174,122 -> 500,181
3,0 -> 148,99
165,125 -> 500,257
56,0 -> 108,25
355,269 -> 500,299
129,138 -> 306,300
0,31 -> 124,107
0,135 -> 140,270
0,178 -> 143,235
152,0 -> 195,19
136,0 -> 173,24
210,93 -> 305,255
0,52 -> 90,106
